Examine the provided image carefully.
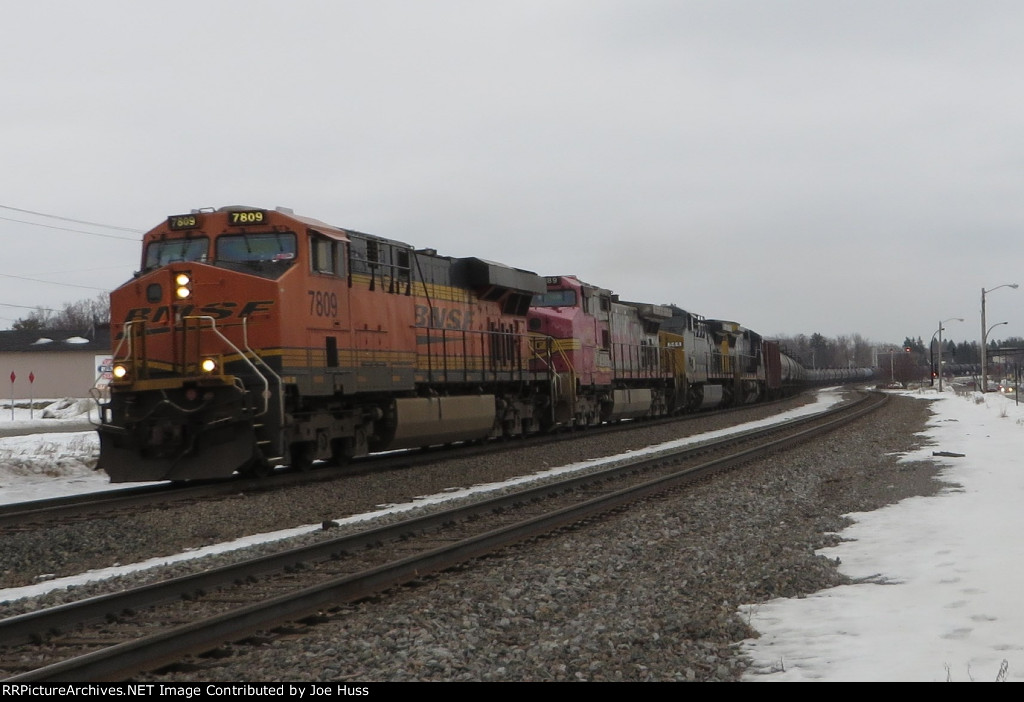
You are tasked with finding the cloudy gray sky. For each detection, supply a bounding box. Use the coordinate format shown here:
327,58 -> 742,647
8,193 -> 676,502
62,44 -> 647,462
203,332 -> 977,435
3,0 -> 1023,347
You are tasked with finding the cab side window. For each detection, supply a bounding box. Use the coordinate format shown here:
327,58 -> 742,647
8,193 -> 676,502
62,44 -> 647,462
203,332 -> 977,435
309,231 -> 344,277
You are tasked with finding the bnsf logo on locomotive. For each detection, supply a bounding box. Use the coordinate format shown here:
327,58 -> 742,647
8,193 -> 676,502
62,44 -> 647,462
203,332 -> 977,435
122,300 -> 275,323
414,305 -> 475,330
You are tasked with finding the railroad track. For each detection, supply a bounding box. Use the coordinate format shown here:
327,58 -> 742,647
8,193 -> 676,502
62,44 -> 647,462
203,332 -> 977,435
0,396 -> 801,532
0,390 -> 885,681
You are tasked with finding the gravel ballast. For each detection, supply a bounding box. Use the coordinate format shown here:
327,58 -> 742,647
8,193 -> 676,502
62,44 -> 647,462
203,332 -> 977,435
123,391 -> 941,682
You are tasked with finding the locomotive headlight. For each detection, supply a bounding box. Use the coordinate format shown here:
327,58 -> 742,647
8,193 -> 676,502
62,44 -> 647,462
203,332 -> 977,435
112,364 -> 129,380
174,272 -> 192,299
200,357 -> 218,373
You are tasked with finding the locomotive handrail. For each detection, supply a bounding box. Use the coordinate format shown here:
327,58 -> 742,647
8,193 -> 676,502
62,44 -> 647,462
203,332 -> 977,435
92,320 -> 147,428
417,325 -> 535,386
111,320 -> 149,376
528,335 -> 580,425
528,335 -> 577,375
240,316 -> 284,427
110,320 -> 132,363
611,340 -> 663,379
182,315 -> 272,419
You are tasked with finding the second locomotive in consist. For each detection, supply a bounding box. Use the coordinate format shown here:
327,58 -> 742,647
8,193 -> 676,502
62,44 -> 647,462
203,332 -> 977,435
97,206 -> 867,482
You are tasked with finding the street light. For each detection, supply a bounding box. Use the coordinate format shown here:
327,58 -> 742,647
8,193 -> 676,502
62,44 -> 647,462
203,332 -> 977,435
936,317 -> 964,392
981,284 -> 1018,392
988,321 -> 1009,339
880,346 -> 913,387
929,331 -> 943,386
984,321 -> 1009,388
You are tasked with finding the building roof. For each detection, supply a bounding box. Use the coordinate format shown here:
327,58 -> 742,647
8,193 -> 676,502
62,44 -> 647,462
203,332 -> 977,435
0,327 -> 111,353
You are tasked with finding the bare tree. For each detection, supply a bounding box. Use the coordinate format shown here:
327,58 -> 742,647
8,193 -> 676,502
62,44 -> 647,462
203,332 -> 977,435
11,294 -> 109,332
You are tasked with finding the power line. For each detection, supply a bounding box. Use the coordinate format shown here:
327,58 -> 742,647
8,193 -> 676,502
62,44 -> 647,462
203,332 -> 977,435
0,204 -> 132,306
0,214 -> 139,242
28,265 -> 131,276
0,203 -> 143,234
0,271 -> 109,292
0,302 -> 60,312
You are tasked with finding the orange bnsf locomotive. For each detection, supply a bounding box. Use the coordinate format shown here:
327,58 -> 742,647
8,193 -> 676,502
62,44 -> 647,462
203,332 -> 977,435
98,206 -> 550,481
97,206 -> 864,482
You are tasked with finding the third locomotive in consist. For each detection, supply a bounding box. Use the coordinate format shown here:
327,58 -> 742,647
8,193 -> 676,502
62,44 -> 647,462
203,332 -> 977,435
96,206 -> 869,482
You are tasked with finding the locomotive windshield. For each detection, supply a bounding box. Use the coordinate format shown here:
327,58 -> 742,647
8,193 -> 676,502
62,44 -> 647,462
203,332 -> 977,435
215,232 -> 298,278
531,290 -> 577,308
144,237 -> 209,270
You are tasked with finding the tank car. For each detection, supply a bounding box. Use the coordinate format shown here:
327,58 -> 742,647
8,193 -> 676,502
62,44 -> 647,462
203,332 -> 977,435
97,206 -> 546,482
762,339 -> 804,398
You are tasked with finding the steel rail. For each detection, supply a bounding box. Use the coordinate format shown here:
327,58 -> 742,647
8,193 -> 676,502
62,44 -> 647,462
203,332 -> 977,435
2,391 -> 885,681
0,395 -> 804,529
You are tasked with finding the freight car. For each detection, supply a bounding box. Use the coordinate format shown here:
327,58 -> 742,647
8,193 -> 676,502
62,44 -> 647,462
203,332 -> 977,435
96,206 -> 870,483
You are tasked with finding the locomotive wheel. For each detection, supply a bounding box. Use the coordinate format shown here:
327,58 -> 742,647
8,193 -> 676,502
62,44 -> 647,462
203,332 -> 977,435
328,438 -> 350,467
290,441 -> 316,472
241,454 -> 272,478
231,435 -> 272,478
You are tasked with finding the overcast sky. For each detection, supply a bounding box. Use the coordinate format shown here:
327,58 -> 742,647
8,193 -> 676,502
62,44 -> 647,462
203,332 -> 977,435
3,1 -> 1023,347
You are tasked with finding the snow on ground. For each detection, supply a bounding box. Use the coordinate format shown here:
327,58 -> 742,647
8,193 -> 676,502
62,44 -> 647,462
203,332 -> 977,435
0,390 -> 845,604
4,387 -> 1021,682
741,384 -> 1024,682
0,399 -> 111,503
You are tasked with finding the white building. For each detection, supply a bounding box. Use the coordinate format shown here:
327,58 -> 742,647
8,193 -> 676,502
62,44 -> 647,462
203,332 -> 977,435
0,327 -> 111,400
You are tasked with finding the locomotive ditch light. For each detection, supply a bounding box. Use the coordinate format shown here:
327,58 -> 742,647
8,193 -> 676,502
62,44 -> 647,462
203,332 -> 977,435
112,364 -> 130,380
174,272 -> 192,299
200,357 -> 218,373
